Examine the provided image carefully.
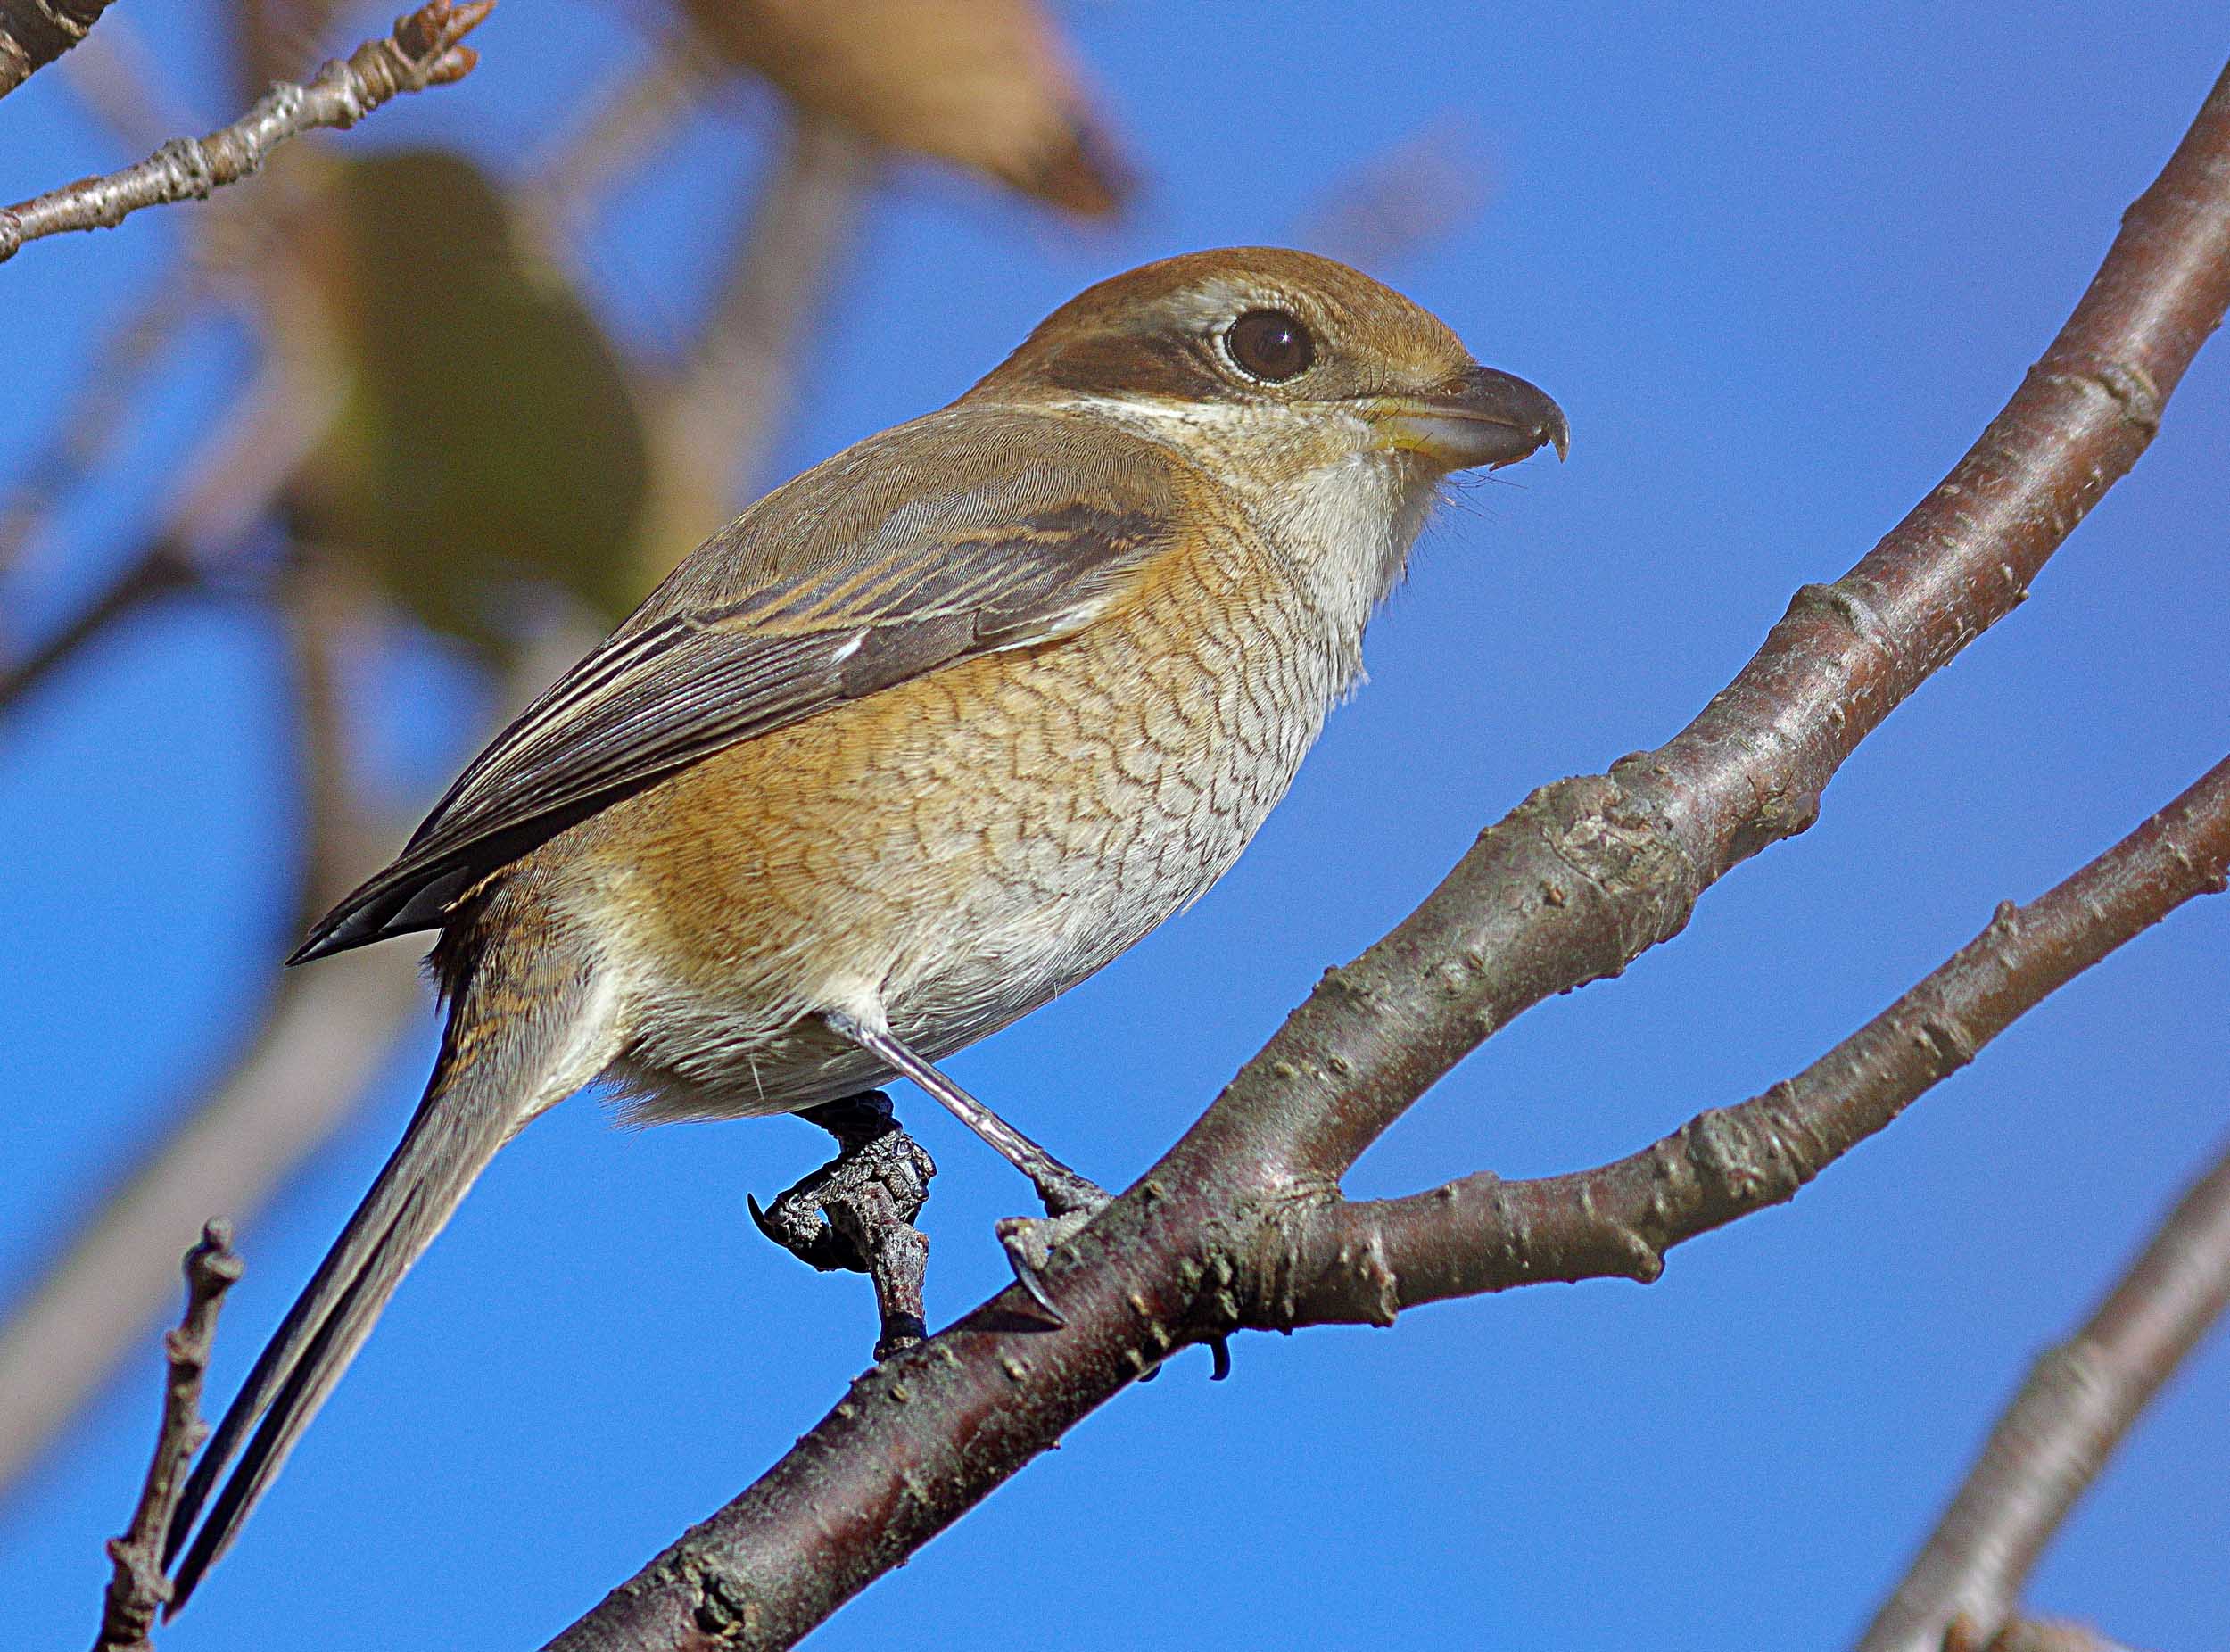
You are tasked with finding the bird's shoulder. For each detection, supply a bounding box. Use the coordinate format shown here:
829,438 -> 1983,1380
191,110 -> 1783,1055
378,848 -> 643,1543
632,401 -> 1212,624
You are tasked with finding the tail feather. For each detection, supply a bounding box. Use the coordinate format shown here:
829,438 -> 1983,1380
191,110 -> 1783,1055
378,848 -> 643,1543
160,1070 -> 507,1607
163,935 -> 614,1613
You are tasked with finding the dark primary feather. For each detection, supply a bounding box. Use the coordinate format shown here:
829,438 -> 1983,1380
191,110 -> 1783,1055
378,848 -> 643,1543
293,409 -> 1184,962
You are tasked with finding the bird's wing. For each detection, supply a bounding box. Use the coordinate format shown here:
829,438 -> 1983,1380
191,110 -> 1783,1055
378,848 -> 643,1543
296,409 -> 1187,961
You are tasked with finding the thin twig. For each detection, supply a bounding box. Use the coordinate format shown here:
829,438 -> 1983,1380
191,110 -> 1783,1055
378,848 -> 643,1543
1858,1131 -> 2230,1652
92,1222 -> 242,1652
545,58 -> 2230,1652
0,0 -> 116,101
1251,754 -> 2230,1324
0,0 -> 493,265
1,12 -> 349,587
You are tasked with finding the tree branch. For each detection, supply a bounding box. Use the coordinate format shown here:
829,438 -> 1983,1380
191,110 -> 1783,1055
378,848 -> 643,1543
1210,53 -> 2230,1197
1251,754 -> 2230,1326
1858,1128 -> 2230,1652
545,58 -> 2230,1652
91,1222 -> 241,1652
0,0 -> 492,265
0,0 -> 115,101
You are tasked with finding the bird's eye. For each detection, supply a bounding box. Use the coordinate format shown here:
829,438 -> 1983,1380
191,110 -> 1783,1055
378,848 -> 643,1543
1224,309 -> 1316,383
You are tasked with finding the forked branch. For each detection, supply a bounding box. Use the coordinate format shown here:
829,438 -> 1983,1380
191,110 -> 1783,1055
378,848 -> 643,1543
547,55 -> 2230,1652
1248,754 -> 2230,1324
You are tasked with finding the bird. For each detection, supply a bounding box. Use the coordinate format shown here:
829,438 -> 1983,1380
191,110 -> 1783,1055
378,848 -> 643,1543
161,245 -> 1566,1607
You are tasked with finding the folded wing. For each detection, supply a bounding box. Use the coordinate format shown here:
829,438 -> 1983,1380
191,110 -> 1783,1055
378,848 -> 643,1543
296,411 -> 1183,962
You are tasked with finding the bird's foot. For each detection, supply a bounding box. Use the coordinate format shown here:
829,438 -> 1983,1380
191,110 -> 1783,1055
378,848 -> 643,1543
814,1013 -> 1113,1323
994,1169 -> 1111,1325
749,1093 -> 935,1360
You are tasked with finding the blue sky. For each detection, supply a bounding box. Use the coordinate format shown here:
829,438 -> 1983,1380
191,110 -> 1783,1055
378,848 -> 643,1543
4,4 -> 2227,1648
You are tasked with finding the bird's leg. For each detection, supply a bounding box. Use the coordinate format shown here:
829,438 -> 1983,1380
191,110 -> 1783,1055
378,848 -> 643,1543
825,1014 -> 1107,1216
747,1092 -> 934,1359
825,1012 -> 1108,1320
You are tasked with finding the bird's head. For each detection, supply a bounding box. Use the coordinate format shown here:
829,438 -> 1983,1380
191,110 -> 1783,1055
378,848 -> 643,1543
966,246 -> 1567,490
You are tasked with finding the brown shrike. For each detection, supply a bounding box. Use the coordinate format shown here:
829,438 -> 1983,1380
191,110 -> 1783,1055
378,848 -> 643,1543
163,246 -> 1565,1605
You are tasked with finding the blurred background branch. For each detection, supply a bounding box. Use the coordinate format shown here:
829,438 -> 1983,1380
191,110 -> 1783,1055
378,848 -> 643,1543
0,281 -> 202,579
0,539 -> 202,715
636,114 -> 874,579
516,21 -> 714,261
1860,1127 -> 2230,1652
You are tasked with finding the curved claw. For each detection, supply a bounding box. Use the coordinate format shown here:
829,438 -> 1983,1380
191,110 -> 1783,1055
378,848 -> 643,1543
999,1235 -> 1068,1326
1132,1337 -> 1230,1383
996,1207 -> 1098,1326
749,1187 -> 866,1273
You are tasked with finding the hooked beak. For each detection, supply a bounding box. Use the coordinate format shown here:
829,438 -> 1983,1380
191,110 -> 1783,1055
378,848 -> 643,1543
1372,364 -> 1570,470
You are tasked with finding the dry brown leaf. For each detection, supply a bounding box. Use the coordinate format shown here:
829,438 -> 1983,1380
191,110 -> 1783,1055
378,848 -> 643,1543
681,0 -> 1128,216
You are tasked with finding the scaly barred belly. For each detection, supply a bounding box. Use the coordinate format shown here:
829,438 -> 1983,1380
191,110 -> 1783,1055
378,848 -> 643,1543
558,528 -> 1354,1121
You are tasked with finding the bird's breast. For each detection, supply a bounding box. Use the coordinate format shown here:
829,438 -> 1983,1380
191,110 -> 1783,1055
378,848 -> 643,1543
574,504 -> 1367,1116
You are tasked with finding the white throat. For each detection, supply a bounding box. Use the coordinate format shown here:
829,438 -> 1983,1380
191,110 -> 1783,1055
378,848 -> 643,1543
1045,392 -> 1440,651
1246,443 -> 1436,642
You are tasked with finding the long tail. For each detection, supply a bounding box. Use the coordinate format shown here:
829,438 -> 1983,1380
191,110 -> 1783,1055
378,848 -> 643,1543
162,939 -> 614,1611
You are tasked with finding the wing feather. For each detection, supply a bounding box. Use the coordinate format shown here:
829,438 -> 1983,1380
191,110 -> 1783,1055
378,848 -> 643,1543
293,411 -> 1182,961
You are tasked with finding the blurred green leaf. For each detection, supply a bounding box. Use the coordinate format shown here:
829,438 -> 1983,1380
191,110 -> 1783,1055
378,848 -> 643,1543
307,147 -> 650,656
